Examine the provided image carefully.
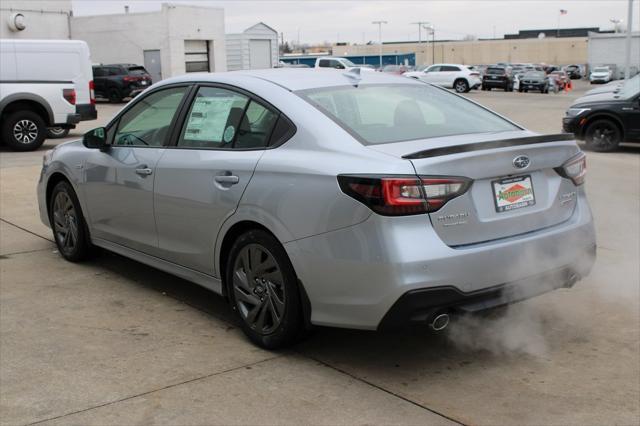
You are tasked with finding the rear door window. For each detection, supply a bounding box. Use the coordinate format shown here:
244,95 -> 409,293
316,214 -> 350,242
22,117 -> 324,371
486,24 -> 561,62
318,59 -> 330,68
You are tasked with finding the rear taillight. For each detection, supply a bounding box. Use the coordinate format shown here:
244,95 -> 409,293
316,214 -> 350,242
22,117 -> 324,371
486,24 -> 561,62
470,72 -> 480,77
555,152 -> 587,186
62,88 -> 76,105
123,75 -> 140,82
89,80 -> 95,104
338,175 -> 472,216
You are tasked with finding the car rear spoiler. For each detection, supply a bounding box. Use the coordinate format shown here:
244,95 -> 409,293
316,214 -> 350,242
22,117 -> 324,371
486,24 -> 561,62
402,133 -> 575,159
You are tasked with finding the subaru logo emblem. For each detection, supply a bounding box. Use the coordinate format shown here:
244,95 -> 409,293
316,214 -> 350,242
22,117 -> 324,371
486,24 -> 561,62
513,155 -> 530,169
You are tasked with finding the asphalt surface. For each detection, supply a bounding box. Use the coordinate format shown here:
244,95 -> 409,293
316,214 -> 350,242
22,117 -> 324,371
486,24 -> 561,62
0,81 -> 638,425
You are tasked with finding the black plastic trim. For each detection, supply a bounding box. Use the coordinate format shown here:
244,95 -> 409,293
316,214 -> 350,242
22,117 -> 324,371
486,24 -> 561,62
402,133 -> 575,159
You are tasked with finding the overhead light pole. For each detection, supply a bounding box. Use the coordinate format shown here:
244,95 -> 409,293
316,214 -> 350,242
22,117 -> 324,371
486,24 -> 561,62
424,24 -> 435,65
411,22 -> 430,66
372,20 -> 387,68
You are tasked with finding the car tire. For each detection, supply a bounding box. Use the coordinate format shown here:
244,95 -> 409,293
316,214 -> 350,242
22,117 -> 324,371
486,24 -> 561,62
454,79 -> 469,93
49,181 -> 94,262
109,88 -> 123,103
1,110 -> 47,151
226,229 -> 304,349
584,119 -> 622,152
47,127 -> 70,139
518,87 -> 523,92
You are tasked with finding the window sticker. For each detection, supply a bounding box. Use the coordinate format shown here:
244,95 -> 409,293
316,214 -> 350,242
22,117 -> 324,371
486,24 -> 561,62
183,96 -> 234,142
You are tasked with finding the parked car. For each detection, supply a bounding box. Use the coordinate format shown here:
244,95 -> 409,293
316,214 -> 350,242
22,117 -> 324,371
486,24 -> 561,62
0,39 -> 96,151
314,57 -> 375,72
380,64 -> 414,75
92,64 -> 153,103
565,65 -> 582,79
481,66 -> 513,91
589,66 -> 613,84
518,71 -> 549,93
404,63 -> 481,93
563,77 -> 640,151
38,69 -> 596,349
584,74 -> 638,97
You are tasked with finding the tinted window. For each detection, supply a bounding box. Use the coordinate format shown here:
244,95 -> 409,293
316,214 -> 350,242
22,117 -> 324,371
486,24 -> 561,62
486,67 -> 506,75
108,67 -> 122,76
300,84 -> 519,145
269,115 -> 295,146
330,60 -> 345,69
235,101 -> 278,149
114,87 -> 188,147
178,87 -> 250,149
441,66 -> 461,72
92,67 -> 105,77
318,59 -> 330,68
427,65 -> 441,72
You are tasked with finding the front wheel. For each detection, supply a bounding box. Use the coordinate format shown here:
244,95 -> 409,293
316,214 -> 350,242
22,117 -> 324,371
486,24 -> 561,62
49,181 -> 93,262
109,88 -> 123,103
454,79 -> 469,93
47,127 -> 70,139
584,119 -> 621,152
1,110 -> 46,151
227,230 -> 304,349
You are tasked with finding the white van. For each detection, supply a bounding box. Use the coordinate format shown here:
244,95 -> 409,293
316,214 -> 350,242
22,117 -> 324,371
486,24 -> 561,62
0,39 -> 96,151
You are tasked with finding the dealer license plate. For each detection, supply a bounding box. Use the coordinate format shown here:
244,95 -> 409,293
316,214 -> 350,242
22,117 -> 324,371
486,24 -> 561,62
492,175 -> 535,213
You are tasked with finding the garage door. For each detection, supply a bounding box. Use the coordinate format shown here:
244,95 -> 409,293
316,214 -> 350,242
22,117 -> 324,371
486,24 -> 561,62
249,39 -> 272,70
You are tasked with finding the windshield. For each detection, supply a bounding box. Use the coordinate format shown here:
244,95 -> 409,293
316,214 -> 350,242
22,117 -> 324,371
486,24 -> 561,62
342,59 -> 357,67
298,84 -> 519,145
617,74 -> 640,98
486,67 -> 505,75
593,67 -> 609,72
524,72 -> 545,79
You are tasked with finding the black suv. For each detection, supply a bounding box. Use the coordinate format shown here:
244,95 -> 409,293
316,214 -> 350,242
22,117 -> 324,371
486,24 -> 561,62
482,66 -> 513,91
92,64 -> 152,103
563,78 -> 640,151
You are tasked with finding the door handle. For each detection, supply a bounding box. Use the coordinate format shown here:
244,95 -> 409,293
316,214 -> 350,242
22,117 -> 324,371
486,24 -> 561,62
214,175 -> 239,184
135,167 -> 153,176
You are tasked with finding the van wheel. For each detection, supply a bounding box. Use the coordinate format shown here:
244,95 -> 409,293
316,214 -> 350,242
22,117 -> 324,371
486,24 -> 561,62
584,119 -> 621,152
109,89 -> 123,103
227,230 -> 304,349
1,110 -> 46,151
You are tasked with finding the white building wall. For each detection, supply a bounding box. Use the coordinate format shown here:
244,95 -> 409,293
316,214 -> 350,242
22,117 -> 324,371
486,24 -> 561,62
70,4 -> 226,80
588,32 -> 640,78
226,23 -> 278,71
0,0 -> 71,39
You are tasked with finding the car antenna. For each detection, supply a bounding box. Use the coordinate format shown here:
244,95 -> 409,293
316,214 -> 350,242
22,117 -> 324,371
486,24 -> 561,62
343,67 -> 361,86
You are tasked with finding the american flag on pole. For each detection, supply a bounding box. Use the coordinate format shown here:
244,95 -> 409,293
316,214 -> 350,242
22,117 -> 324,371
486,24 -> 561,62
560,9 -> 568,15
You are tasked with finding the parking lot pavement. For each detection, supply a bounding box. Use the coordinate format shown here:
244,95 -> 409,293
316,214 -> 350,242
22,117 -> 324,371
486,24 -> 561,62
1,83 -> 639,425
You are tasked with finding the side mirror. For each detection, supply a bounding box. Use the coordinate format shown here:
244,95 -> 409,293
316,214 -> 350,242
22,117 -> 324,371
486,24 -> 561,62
83,127 -> 109,150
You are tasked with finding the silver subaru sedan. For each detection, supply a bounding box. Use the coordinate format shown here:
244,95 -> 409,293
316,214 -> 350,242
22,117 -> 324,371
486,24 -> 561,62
37,69 -> 596,348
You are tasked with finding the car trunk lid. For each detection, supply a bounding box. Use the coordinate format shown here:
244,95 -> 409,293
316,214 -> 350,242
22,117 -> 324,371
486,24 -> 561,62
368,131 -> 581,246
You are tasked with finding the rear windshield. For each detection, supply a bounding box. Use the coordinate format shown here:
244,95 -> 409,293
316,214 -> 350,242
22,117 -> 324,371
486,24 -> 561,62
297,84 -> 519,145
524,71 -> 545,79
128,66 -> 148,75
593,67 -> 609,72
486,67 -> 506,75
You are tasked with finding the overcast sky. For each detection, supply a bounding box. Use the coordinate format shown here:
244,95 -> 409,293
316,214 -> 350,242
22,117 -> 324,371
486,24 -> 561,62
71,0 -> 639,44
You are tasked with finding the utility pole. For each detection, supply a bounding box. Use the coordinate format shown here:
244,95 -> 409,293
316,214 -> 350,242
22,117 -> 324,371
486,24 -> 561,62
372,20 -> 387,68
411,22 -> 430,66
624,0 -> 634,79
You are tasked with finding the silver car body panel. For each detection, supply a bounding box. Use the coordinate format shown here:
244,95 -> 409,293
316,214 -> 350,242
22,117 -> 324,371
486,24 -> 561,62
37,69 -> 596,330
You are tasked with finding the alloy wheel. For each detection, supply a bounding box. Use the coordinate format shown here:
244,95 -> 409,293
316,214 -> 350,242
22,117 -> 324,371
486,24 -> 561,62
232,244 -> 286,334
13,120 -> 38,144
591,124 -> 618,149
52,191 -> 78,255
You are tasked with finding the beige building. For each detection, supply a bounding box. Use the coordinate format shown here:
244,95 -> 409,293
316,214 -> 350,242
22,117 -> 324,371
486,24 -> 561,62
333,37 -> 589,66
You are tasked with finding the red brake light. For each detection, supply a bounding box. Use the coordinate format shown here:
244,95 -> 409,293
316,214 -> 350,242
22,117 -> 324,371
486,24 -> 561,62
62,88 -> 76,105
338,175 -> 472,216
89,80 -> 95,104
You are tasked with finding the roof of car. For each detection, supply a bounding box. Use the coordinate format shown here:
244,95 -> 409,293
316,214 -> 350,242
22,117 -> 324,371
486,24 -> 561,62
156,68 -> 424,92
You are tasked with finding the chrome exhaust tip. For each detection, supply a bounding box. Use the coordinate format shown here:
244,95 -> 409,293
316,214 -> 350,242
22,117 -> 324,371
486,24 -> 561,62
429,313 -> 450,331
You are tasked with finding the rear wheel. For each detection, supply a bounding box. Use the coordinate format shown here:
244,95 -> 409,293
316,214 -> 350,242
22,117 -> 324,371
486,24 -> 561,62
49,181 -> 93,262
227,230 -> 304,349
584,119 -> 621,152
453,79 -> 469,93
1,110 -> 46,151
109,88 -> 123,103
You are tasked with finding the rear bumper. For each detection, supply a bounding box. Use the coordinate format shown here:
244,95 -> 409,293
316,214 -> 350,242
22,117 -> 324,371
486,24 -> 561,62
378,251 -> 594,330
76,103 -> 97,121
285,189 -> 596,330
483,79 -> 508,88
